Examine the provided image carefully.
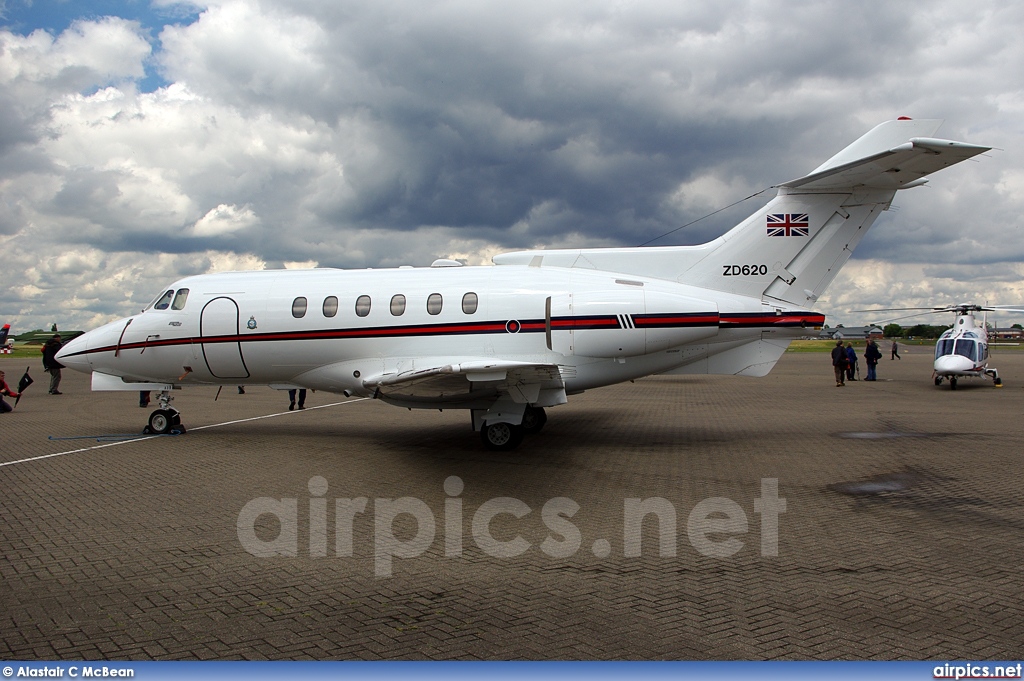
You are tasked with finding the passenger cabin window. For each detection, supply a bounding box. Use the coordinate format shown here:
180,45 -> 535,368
323,296 -> 338,317
427,293 -> 443,315
355,295 -> 371,317
171,288 -> 189,311
462,292 -> 478,314
391,294 -> 406,316
292,297 -> 307,318
152,290 -> 174,310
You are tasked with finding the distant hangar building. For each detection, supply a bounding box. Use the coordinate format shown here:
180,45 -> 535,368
819,326 -> 884,340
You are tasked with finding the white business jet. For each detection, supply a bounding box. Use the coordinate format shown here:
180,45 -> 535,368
57,118 -> 989,449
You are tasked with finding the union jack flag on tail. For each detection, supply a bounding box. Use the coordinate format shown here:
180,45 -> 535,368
766,213 -> 809,237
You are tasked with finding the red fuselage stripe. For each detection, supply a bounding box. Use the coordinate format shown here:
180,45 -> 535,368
64,311 -> 825,358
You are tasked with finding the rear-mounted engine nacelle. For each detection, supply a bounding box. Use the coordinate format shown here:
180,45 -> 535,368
553,288 -> 719,358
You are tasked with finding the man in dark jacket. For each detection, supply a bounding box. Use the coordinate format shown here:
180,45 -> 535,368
831,340 -> 848,387
864,339 -> 883,381
41,334 -> 64,395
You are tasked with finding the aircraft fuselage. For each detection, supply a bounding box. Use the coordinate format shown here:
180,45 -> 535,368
57,265 -> 820,402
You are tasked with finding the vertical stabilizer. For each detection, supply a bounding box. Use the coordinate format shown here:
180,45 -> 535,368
678,119 -> 989,306
491,119 -> 989,308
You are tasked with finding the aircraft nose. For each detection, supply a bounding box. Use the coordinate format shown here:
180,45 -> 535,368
56,333 -> 91,373
934,355 -> 969,374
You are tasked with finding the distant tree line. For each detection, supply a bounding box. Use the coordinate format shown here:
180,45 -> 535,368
880,322 -> 1023,338
881,323 -> 951,339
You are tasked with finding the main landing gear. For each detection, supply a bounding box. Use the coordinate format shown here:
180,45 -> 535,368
934,371 -> 1002,390
479,406 -> 546,451
143,390 -> 185,434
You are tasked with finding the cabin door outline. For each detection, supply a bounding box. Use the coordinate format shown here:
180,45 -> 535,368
200,296 -> 250,379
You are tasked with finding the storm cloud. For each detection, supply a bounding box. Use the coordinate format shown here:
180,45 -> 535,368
2,0 -> 1024,330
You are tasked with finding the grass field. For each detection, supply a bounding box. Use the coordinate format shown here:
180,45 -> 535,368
1,346 -> 46,360
787,338 -> 1023,352
788,339 -> 888,353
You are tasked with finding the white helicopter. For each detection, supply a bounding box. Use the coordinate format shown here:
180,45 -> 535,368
56,118 -> 990,448
863,305 -> 1024,389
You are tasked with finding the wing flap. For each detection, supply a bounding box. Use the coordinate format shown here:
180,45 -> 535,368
363,359 -> 564,403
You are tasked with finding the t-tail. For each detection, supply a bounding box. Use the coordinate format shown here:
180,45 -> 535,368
494,118 -> 990,306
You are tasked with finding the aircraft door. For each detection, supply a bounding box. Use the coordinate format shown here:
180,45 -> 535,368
547,293 -> 573,356
200,297 -> 250,379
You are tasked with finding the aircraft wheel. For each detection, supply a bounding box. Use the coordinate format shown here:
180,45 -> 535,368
480,422 -> 524,451
994,377 -> 1003,387
950,377 -> 957,391
148,409 -> 174,434
934,376 -> 942,386
521,407 -> 547,434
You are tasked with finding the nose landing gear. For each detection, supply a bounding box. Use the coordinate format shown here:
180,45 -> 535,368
143,390 -> 186,434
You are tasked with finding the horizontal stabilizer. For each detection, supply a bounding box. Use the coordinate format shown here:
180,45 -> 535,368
781,119 -> 990,191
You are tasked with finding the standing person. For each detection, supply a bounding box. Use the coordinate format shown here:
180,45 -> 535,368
0,370 -> 21,413
831,340 -> 848,387
288,388 -> 307,410
41,334 -> 64,395
845,342 -> 858,381
891,340 -> 901,360
865,339 -> 883,381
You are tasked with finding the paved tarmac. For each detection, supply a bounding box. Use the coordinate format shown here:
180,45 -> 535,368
1,349 -> 1023,660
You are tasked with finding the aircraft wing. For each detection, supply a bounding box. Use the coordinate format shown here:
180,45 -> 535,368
362,359 -> 565,404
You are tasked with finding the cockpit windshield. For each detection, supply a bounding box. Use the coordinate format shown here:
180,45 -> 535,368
954,339 -> 977,361
935,339 -> 954,358
149,290 -> 174,310
146,288 -> 189,311
171,288 -> 189,310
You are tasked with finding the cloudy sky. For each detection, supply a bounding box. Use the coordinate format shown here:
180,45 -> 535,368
2,0 -> 1023,332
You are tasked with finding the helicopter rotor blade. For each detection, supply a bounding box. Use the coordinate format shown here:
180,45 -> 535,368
863,310 -> 949,325
982,306 -> 1024,313
851,303 -> 1024,327
850,307 -> 947,313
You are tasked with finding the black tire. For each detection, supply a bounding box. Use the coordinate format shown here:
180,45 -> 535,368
521,407 -> 547,434
480,422 -> 524,451
934,376 -> 943,386
994,377 -> 1002,386
148,409 -> 173,434
950,377 -> 958,391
